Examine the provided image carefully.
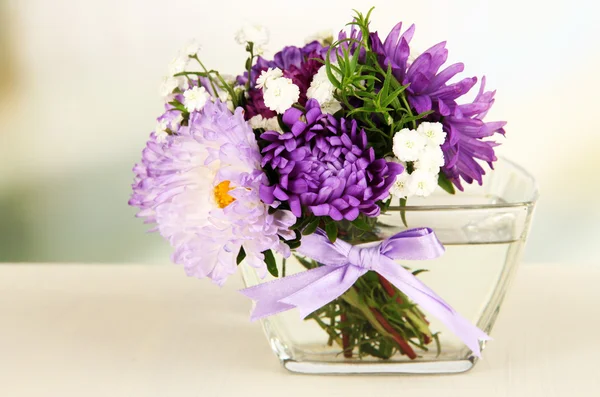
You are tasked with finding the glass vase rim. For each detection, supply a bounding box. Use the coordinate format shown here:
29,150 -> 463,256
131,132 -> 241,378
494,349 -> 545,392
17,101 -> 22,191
387,157 -> 539,212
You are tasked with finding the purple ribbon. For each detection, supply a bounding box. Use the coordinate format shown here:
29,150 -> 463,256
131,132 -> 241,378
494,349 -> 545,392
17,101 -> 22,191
240,227 -> 491,357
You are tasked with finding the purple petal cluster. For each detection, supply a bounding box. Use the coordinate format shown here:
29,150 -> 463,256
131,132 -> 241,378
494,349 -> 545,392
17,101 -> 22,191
129,100 -> 296,285
242,43 -> 326,120
259,99 -> 403,221
370,23 -> 506,189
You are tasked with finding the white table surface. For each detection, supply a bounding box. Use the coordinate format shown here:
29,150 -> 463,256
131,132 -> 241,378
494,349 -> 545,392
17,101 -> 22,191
1,263 -> 598,397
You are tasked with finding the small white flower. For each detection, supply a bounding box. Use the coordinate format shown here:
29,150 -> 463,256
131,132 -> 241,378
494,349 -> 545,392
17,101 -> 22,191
168,55 -> 188,76
160,76 -> 180,97
409,169 -> 438,197
155,119 -> 169,142
389,172 -> 414,199
170,113 -> 184,131
414,144 -> 445,173
256,68 -> 283,89
392,128 -> 427,162
235,24 -> 269,54
184,40 -> 201,57
215,89 -> 234,112
249,115 -> 282,133
417,121 -> 447,146
262,78 -> 300,114
183,86 -> 211,112
306,65 -> 341,114
305,29 -> 333,45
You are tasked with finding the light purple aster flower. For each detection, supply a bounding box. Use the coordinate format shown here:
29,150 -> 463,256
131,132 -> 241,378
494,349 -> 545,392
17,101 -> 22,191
369,22 -> 506,189
259,99 -> 404,221
129,100 -> 296,285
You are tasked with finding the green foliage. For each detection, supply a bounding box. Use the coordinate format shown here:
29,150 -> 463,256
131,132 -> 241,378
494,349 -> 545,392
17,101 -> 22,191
263,249 -> 278,277
438,172 -> 456,195
323,8 -> 433,162
236,246 -> 246,265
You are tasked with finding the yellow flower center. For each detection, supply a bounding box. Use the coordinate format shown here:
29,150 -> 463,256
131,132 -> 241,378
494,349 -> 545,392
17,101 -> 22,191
214,180 -> 235,208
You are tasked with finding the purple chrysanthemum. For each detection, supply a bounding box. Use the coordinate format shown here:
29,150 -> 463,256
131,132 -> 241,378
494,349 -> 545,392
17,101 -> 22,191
259,99 -> 403,221
129,100 -> 296,285
369,23 -> 506,189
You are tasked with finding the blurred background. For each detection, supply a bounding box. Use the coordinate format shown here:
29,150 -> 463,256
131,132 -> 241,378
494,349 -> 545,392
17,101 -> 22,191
0,0 -> 598,265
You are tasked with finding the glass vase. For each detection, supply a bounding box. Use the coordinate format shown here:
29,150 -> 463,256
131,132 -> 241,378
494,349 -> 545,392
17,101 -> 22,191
241,158 -> 538,374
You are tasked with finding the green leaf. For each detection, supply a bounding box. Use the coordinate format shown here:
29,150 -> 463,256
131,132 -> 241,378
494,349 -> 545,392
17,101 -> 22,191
351,216 -> 372,231
399,198 -> 408,227
411,269 -> 429,276
302,217 -> 320,236
236,247 -> 246,265
325,221 -> 338,243
437,173 -> 456,195
263,249 -> 278,277
167,101 -> 187,113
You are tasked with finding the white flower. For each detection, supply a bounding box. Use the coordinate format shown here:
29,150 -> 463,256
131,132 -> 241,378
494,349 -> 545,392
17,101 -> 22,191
305,29 -> 333,45
389,172 -> 414,199
235,24 -> 269,54
249,115 -> 282,133
262,77 -> 300,114
256,68 -> 283,89
409,169 -> 438,197
417,122 -> 447,146
183,86 -> 211,112
392,128 -> 427,162
160,76 -> 180,97
184,40 -> 201,57
155,119 -> 169,143
307,65 -> 341,114
168,55 -> 188,76
170,113 -> 184,130
216,89 -> 234,112
414,144 -> 445,173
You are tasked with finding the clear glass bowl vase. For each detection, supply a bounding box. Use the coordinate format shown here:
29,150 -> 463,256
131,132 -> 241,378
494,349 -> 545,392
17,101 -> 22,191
241,158 -> 538,375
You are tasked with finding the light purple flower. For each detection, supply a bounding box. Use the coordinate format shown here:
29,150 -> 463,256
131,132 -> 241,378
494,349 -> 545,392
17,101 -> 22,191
260,99 -> 403,220
129,100 -> 295,285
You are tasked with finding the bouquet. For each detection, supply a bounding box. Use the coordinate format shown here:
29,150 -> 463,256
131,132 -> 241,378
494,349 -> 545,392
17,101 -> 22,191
130,8 -> 505,361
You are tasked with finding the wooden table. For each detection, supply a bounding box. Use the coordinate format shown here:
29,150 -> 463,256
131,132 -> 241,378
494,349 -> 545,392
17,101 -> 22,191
1,264 -> 598,396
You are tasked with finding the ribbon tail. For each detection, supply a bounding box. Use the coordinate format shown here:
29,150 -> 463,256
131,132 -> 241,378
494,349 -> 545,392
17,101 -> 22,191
377,258 -> 492,357
240,265 -> 338,321
280,265 -> 366,319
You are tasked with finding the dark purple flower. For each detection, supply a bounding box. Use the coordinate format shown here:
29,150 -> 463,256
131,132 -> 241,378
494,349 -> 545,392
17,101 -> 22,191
259,99 -> 403,221
370,22 -> 506,189
241,42 -> 326,120
442,77 -> 506,189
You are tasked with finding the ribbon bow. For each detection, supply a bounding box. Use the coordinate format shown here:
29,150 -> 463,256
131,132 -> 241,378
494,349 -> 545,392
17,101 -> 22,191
241,228 -> 491,357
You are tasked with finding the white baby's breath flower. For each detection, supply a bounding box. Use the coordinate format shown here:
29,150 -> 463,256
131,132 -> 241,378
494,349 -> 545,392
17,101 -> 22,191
216,89 -> 234,112
414,144 -> 445,173
417,121 -> 447,146
183,86 -> 211,112
155,119 -> 169,143
304,29 -> 334,45
307,65 -> 341,114
262,77 -> 300,114
184,40 -> 202,57
409,169 -> 438,197
170,113 -> 184,131
249,115 -> 282,133
392,128 -> 427,162
168,55 -> 188,76
256,68 -> 283,89
389,172 -> 414,199
235,24 -> 269,54
160,76 -> 180,97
